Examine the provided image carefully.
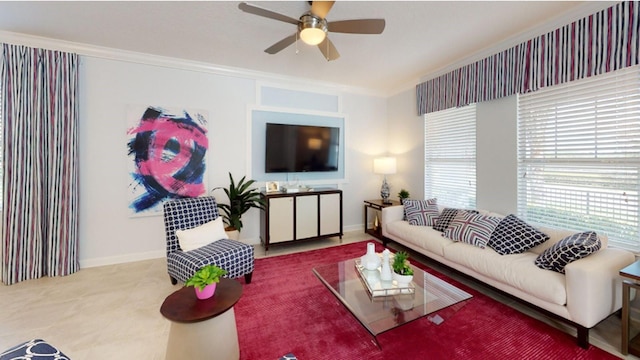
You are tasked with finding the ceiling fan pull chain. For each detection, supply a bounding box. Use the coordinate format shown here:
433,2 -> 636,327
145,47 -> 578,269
295,32 -> 299,55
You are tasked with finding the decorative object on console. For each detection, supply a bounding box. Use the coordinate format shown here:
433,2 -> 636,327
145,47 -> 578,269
213,172 -> 266,233
398,189 -> 410,204
266,181 -> 280,193
392,250 -> 414,286
185,264 -> 228,300
361,242 -> 381,271
380,249 -> 393,281
374,157 -> 396,204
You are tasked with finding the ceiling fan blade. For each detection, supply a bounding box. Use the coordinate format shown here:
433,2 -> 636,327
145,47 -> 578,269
310,1 -> 335,19
238,2 -> 299,25
265,33 -> 298,54
328,19 -> 386,34
318,36 -> 340,61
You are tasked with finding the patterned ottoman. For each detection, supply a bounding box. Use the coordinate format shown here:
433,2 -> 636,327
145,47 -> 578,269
0,339 -> 70,360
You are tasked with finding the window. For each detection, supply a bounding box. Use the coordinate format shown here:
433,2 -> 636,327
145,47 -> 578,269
518,65 -> 640,251
424,104 -> 476,208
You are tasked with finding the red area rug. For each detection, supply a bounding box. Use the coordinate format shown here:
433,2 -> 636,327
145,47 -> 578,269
234,241 -> 618,359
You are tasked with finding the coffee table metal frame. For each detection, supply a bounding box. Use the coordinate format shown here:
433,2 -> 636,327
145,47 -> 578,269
312,257 -> 472,347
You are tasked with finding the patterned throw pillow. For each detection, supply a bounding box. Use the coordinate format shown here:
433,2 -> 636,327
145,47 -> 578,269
442,211 -> 502,248
433,208 -> 459,232
433,208 -> 479,232
488,214 -> 550,255
534,231 -> 601,274
404,198 -> 439,226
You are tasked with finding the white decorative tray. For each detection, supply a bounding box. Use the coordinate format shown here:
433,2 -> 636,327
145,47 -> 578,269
354,259 -> 415,298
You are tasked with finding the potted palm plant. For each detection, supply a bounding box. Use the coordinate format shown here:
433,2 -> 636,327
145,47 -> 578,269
214,172 -> 266,239
185,264 -> 228,300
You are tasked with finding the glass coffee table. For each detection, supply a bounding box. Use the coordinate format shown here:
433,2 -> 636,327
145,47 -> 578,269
312,257 -> 472,343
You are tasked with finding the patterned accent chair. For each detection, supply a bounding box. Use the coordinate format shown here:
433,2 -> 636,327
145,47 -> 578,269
163,196 -> 254,285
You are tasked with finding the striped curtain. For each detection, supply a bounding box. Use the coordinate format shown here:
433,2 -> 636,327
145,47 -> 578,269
417,1 -> 640,115
1,44 -> 79,285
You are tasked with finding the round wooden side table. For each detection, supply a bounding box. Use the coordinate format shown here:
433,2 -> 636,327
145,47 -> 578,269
160,278 -> 243,360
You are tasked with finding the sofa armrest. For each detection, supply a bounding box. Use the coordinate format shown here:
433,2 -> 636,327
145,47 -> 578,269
381,205 -> 404,237
564,248 -> 635,327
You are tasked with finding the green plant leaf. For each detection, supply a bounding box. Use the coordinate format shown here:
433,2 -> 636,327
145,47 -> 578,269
214,172 -> 266,232
185,265 -> 228,291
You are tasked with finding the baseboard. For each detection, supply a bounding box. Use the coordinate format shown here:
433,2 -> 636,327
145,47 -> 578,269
79,228 -> 363,268
79,250 -> 165,268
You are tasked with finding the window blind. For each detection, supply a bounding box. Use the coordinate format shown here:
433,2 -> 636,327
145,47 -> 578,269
518,65 -> 640,251
425,104 -> 476,209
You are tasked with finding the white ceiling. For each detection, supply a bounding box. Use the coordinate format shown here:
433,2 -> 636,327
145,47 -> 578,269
0,1 -> 616,96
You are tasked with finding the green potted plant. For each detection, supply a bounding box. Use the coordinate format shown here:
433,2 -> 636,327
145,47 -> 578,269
214,172 -> 266,239
398,189 -> 410,204
392,251 -> 414,286
185,264 -> 228,300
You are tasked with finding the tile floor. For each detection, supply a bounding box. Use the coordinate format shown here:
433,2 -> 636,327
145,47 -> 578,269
0,230 -> 637,359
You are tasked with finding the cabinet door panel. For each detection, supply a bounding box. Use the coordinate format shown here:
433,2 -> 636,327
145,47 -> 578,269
296,195 -> 318,239
320,193 -> 341,235
269,197 -> 294,243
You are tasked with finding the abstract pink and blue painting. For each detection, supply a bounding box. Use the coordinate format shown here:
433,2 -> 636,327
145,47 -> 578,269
127,106 -> 208,215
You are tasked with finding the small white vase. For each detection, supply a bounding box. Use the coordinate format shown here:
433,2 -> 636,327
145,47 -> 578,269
380,249 -> 393,281
361,242 -> 381,270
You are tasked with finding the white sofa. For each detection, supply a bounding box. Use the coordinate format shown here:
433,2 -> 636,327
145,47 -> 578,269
381,205 -> 635,348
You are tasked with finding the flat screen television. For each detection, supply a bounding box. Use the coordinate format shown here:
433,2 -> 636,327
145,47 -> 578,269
265,123 -> 340,173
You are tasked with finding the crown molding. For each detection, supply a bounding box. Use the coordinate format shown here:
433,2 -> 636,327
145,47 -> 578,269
0,30 -> 388,98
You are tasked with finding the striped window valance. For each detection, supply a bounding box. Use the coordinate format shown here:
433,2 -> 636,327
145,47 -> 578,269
416,1 -> 639,115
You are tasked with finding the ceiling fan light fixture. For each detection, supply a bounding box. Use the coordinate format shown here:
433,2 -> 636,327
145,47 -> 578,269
298,14 -> 327,45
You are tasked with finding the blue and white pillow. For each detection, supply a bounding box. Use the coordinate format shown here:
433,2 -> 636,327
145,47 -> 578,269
488,214 -> 550,255
433,208 -> 478,232
534,231 -> 601,273
404,198 -> 439,226
443,211 -> 502,248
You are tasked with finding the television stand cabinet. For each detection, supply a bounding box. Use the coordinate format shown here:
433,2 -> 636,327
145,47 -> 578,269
260,188 -> 343,251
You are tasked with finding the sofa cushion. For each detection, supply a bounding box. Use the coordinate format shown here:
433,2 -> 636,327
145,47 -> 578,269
444,243 -> 567,305
386,220 -> 454,257
488,214 -> 550,255
404,198 -> 439,226
442,211 -> 502,249
534,231 -> 602,274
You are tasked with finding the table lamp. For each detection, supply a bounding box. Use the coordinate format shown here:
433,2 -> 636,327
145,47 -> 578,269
374,157 -> 396,204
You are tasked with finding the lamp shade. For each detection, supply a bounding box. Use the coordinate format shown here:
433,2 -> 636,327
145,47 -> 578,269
373,157 -> 397,175
300,27 -> 326,45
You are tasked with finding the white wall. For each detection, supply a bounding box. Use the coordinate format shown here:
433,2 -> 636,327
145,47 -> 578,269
386,87 -> 424,200
386,90 -> 521,214
78,56 -> 386,267
476,95 -> 518,215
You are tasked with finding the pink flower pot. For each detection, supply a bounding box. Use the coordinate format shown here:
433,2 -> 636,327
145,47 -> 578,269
194,283 -> 217,300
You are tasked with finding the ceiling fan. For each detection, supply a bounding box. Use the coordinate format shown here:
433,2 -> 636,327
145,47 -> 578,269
238,1 -> 385,61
